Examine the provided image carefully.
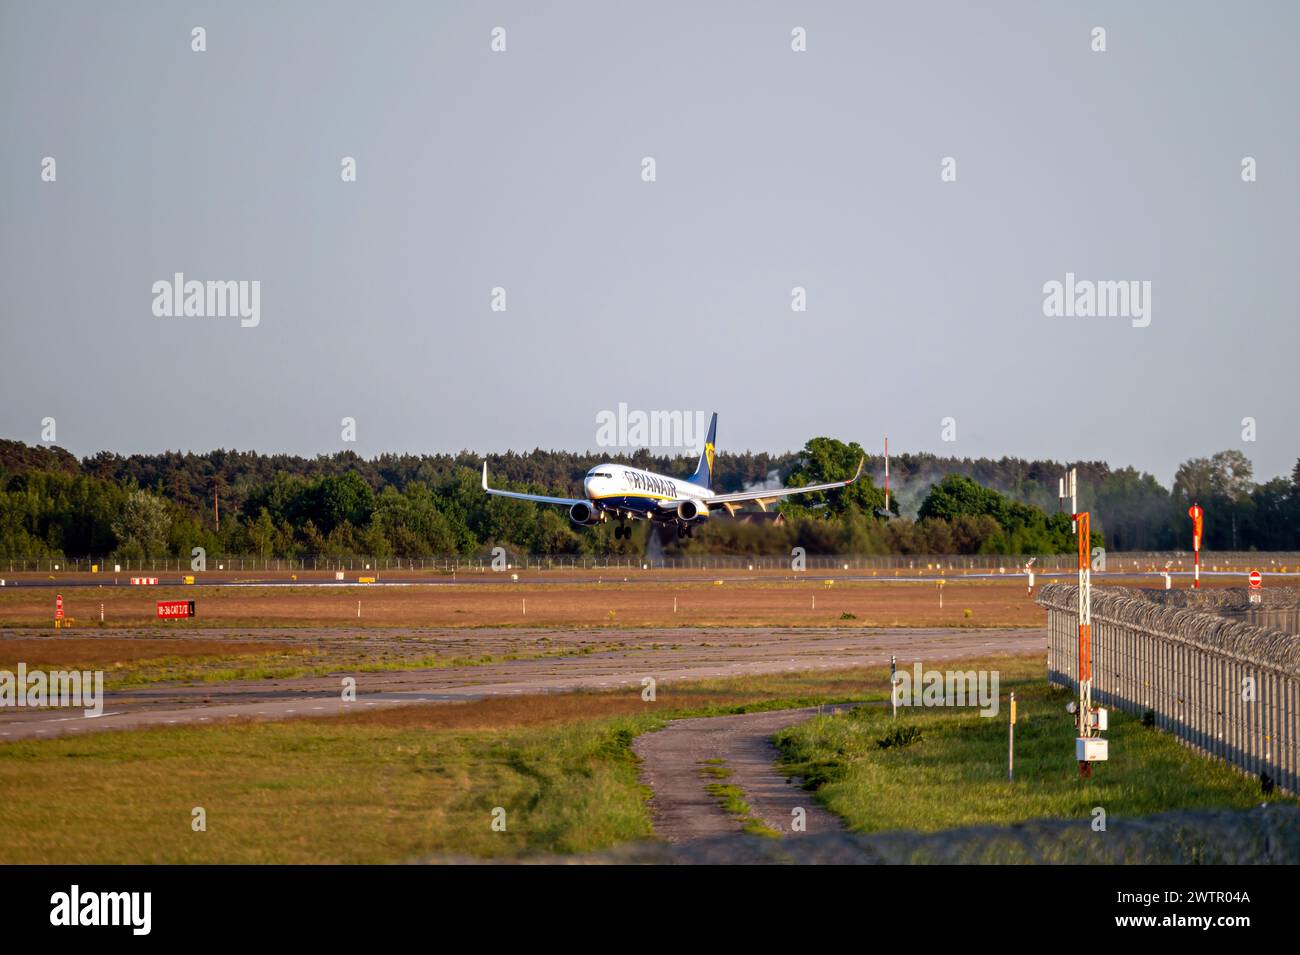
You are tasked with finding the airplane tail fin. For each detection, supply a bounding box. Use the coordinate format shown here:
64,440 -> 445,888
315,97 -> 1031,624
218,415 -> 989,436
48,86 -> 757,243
688,413 -> 718,490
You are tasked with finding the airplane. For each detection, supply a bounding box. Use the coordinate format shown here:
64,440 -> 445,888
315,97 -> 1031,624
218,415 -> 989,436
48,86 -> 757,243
481,413 -> 865,540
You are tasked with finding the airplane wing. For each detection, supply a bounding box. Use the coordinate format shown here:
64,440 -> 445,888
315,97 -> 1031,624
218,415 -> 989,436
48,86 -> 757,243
703,456 -> 866,515
481,462 -> 586,507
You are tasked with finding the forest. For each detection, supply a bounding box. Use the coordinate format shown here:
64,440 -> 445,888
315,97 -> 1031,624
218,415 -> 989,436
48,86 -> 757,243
1,437 -> 1296,559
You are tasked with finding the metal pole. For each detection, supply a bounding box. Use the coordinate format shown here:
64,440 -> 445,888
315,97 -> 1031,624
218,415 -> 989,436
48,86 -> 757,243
884,436 -> 889,513
890,655 -> 897,720
1078,508 -> 1094,778
1009,691 -> 1016,781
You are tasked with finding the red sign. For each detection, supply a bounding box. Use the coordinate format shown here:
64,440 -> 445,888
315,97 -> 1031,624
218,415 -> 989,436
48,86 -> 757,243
1249,570 -> 1262,590
156,600 -> 196,619
55,593 -> 64,620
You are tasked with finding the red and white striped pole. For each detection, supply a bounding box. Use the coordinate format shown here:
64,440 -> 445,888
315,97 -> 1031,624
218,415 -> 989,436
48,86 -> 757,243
1188,503 -> 1203,589
883,436 -> 889,514
1076,510 -> 1093,778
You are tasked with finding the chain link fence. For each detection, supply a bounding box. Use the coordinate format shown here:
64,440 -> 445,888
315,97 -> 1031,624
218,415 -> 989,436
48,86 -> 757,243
5,551 -> 1300,574
1039,584 -> 1300,796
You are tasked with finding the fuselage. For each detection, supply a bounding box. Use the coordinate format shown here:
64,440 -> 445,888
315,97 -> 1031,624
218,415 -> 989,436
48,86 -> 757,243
583,464 -> 710,518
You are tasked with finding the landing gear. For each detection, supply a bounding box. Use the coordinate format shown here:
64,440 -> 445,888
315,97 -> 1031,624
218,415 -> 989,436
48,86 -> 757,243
615,524 -> 630,540
677,522 -> 693,540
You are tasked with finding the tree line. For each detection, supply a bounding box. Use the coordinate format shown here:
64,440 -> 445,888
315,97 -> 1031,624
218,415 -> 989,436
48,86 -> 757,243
1,438 -> 1297,559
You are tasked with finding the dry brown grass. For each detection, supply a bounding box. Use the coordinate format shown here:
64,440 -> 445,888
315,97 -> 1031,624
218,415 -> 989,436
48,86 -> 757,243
0,637 -> 286,668
0,577 -> 1060,629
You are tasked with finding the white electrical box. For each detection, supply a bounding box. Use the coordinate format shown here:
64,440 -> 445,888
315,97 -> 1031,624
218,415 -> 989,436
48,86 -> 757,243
1091,708 -> 1108,731
1076,737 -> 1109,762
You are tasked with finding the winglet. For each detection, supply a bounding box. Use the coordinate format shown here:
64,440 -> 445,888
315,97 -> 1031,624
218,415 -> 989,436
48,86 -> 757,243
481,461 -> 489,490
847,454 -> 866,484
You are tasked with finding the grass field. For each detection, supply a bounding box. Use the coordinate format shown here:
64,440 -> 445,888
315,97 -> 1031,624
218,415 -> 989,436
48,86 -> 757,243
1,655 -> 1287,863
0,667 -> 892,863
776,670 -> 1293,833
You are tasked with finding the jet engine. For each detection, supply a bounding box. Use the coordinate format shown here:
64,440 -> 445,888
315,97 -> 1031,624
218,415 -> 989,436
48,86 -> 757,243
676,500 -> 709,522
569,501 -> 604,525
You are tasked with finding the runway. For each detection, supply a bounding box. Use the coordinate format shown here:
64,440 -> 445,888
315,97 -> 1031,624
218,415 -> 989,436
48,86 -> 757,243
0,625 -> 1042,741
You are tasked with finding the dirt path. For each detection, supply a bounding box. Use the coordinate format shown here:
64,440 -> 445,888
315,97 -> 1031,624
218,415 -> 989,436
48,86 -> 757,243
633,706 -> 850,842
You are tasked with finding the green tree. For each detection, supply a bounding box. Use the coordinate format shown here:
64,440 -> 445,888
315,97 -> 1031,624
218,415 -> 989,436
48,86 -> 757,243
248,508 -> 276,559
781,437 -> 883,517
110,490 -> 171,558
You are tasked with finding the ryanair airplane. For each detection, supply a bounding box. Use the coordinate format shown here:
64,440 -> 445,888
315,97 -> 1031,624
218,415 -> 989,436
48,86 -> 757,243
482,413 -> 865,539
